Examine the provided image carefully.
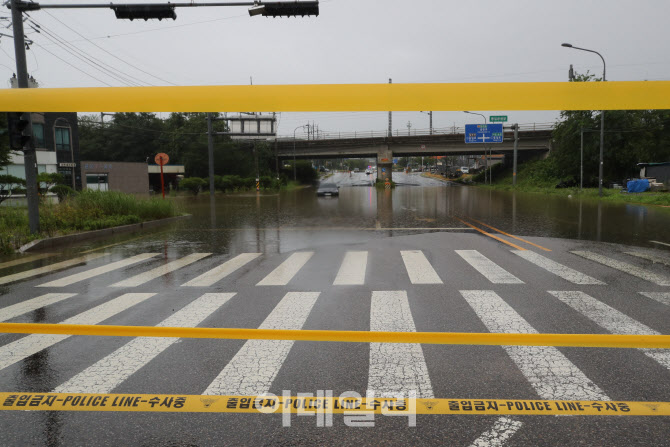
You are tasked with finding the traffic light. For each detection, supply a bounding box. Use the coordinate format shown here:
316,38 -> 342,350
7,112 -> 31,151
250,1 -> 319,17
112,5 -> 177,21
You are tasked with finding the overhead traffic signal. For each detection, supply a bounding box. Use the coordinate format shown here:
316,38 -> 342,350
7,112 -> 31,151
112,5 -> 177,21
249,1 -> 319,17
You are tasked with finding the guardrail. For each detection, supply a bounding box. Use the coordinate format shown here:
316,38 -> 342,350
277,123 -> 555,141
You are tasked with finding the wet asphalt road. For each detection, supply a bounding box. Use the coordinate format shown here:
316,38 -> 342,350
1,180 -> 670,446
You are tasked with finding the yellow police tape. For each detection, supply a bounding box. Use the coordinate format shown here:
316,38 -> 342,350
1,81 -> 670,112
0,392 -> 668,416
1,323 -> 669,349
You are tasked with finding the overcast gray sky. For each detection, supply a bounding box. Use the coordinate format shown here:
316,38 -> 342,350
2,0 -> 669,136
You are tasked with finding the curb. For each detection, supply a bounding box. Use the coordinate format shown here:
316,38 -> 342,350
18,214 -> 191,253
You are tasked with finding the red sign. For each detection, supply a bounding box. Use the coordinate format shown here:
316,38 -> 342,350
420,145 -> 426,150
155,153 -> 169,166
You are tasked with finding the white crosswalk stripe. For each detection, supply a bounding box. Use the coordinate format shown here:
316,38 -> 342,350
0,253 -> 107,286
400,250 -> 443,284
0,293 -> 155,371
639,292 -> 670,306
456,250 -> 523,284
549,291 -> 670,370
182,253 -> 261,287
0,293 -> 77,322
333,251 -> 368,285
203,291 -> 320,396
625,251 -> 670,267
256,252 -> 314,286
0,253 -> 56,270
469,417 -> 523,447
368,290 -> 434,398
512,250 -> 604,285
460,290 -> 609,401
54,293 -> 236,394
571,250 -> 670,286
110,253 -> 212,288
38,253 -> 159,287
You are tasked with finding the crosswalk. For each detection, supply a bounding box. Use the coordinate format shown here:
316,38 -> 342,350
203,291 -> 320,396
0,293 -> 155,371
549,291 -> 670,370
368,290 -> 434,398
461,290 -> 609,401
55,293 -> 236,394
1,244 -> 668,402
1,286 -> 667,403
1,248 -> 669,289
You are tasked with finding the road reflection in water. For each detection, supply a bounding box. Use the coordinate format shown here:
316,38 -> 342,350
73,172 -> 670,255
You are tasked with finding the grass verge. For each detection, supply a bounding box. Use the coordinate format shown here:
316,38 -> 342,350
474,160 -> 670,207
0,190 -> 181,254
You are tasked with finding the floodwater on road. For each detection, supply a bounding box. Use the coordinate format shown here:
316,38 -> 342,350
126,171 -> 670,255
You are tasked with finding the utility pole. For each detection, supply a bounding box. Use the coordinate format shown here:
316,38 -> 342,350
388,78 -> 392,137
429,111 -> 433,135
10,0 -> 39,233
407,121 -> 412,136
206,112 -> 215,196
580,127 -> 584,191
512,124 -> 519,186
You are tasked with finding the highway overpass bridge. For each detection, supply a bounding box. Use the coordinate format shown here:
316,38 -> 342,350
276,124 -> 553,181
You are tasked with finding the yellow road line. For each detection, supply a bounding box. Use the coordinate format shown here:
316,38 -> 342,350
0,392 -> 667,416
455,218 -> 527,251
1,322 -> 669,349
2,81 -> 670,112
466,217 -> 552,252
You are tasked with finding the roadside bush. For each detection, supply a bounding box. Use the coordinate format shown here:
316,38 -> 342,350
472,162 -> 507,183
242,177 -> 256,190
0,190 -> 179,251
0,207 -> 29,253
180,177 -> 207,195
51,185 -> 76,202
281,160 -> 317,184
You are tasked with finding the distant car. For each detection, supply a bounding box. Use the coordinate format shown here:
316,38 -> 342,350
354,168 -> 360,172
316,182 -> 339,196
460,167 -> 470,174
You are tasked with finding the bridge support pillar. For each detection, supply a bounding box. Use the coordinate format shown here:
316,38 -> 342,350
376,144 -> 393,183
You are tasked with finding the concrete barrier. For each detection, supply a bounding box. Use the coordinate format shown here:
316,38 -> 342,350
18,214 -> 191,253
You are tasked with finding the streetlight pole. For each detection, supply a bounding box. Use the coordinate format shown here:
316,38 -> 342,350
420,111 -> 433,135
464,111 -> 487,184
293,124 -> 308,182
562,43 -> 606,196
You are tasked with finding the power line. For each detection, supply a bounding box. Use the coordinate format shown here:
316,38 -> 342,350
61,13 -> 249,43
32,41 -> 113,86
27,15 -> 147,87
43,10 -> 177,86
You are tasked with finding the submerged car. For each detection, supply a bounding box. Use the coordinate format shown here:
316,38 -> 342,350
316,182 -> 340,196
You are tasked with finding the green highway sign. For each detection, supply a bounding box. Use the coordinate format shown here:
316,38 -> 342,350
489,115 -> 508,123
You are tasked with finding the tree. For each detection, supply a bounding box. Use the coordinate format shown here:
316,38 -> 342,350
179,177 -> 207,195
0,175 -> 25,204
551,71 -> 670,185
37,172 -> 65,196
